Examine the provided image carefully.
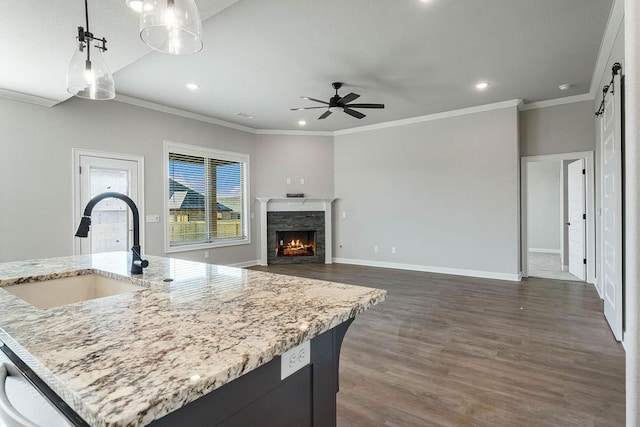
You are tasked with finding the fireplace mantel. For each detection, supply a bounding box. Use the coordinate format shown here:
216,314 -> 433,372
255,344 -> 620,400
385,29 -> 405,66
257,197 -> 335,265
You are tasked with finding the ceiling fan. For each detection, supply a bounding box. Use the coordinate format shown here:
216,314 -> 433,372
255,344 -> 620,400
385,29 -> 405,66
291,82 -> 385,120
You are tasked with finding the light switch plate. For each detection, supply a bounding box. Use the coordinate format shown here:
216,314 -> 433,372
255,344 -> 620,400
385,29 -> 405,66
280,340 -> 310,380
146,215 -> 160,223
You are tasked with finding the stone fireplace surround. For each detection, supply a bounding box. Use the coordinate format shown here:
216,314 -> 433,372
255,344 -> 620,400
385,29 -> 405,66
267,211 -> 324,264
257,198 -> 335,265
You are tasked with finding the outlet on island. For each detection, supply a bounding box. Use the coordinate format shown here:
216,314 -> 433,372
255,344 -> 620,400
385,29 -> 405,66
280,340 -> 310,380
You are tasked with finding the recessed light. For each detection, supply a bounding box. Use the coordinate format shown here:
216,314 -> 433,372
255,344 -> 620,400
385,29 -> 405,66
475,82 -> 489,90
186,83 -> 199,90
298,120 -> 307,126
559,83 -> 572,91
125,0 -> 153,13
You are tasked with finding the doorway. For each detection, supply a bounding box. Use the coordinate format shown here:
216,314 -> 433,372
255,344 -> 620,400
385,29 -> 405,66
525,159 -> 580,281
73,149 -> 144,255
521,151 -> 595,285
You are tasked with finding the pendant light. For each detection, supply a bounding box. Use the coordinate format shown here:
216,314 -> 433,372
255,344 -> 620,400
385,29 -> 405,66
66,0 -> 115,100
139,0 -> 203,55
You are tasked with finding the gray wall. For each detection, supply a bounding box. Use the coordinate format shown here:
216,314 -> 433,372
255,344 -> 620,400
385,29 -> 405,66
254,134 -> 334,197
527,161 -> 561,251
520,100 -> 596,156
0,97 -> 258,265
334,107 -> 520,276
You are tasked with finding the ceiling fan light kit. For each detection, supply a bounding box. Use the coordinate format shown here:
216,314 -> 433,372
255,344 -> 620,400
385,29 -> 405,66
291,82 -> 385,120
66,0 -> 116,100
139,0 -> 203,55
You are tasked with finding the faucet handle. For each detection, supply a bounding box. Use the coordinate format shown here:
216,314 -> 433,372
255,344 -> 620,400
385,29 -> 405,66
134,259 -> 149,268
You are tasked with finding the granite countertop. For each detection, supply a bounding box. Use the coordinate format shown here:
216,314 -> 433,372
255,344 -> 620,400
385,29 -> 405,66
0,252 -> 386,427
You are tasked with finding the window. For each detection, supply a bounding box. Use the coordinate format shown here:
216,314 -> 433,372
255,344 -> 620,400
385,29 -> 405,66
165,141 -> 249,251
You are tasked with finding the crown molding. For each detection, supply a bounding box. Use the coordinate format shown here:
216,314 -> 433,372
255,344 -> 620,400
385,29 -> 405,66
0,88 -> 59,108
333,99 -> 521,136
114,94 -> 257,134
589,0 -> 624,99
255,129 -> 334,136
518,93 -> 594,111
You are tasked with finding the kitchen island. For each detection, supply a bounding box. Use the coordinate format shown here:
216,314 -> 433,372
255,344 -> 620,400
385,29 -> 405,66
0,252 -> 386,426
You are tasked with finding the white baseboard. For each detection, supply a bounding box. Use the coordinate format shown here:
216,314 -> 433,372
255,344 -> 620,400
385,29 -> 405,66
528,248 -> 561,254
226,259 -> 260,268
332,258 -> 522,282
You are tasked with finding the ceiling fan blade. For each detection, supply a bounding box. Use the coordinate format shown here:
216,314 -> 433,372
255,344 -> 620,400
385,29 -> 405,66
318,110 -> 332,120
345,103 -> 385,109
301,97 -> 330,105
340,93 -> 360,104
343,107 -> 365,119
290,106 -> 329,110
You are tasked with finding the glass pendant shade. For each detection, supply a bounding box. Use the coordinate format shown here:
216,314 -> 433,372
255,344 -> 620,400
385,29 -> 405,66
66,43 -> 115,100
126,0 -> 153,13
140,0 -> 203,55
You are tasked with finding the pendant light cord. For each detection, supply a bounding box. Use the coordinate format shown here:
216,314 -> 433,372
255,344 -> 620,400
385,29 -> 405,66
84,0 -> 90,33
84,0 -> 91,65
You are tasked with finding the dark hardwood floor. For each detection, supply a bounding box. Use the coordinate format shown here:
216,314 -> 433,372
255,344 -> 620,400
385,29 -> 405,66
250,263 -> 625,427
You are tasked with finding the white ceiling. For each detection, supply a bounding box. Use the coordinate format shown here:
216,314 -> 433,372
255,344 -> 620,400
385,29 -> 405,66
1,0 -> 613,131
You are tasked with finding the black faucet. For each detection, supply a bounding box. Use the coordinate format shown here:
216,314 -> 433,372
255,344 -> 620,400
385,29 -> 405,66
75,192 -> 149,274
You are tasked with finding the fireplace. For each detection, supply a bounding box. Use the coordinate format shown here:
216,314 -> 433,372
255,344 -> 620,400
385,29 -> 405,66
267,211 -> 325,264
277,231 -> 316,257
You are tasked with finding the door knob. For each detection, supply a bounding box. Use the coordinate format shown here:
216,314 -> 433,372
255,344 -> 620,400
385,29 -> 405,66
566,222 -> 571,226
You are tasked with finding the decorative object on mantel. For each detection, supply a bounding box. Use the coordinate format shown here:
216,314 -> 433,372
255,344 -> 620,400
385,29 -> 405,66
139,0 -> 203,55
66,0 -> 115,100
595,62 -> 623,117
286,193 -> 305,198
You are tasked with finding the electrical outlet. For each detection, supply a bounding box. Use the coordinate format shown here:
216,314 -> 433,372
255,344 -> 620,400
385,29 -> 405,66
300,178 -> 305,185
374,245 -> 379,253
286,177 -> 291,185
281,341 -> 310,380
250,212 -> 255,219
342,211 -> 347,219
391,247 -> 397,254
204,251 -> 209,259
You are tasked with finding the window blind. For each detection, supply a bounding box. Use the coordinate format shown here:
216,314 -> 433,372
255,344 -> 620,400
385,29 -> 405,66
167,147 -> 247,248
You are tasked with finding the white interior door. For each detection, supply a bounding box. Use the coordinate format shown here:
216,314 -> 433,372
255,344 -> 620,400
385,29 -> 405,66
76,154 -> 140,255
601,74 -> 623,341
567,159 -> 586,281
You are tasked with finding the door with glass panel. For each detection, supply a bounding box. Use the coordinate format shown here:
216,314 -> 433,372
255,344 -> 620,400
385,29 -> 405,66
76,154 -> 140,255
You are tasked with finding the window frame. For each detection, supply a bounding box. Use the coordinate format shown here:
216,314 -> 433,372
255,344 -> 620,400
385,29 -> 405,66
163,140 -> 251,253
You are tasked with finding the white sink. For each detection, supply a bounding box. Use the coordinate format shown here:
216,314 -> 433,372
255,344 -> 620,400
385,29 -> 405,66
4,274 -> 146,309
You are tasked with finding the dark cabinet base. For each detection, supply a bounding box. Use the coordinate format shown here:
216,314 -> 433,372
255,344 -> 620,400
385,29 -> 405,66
150,319 -> 353,427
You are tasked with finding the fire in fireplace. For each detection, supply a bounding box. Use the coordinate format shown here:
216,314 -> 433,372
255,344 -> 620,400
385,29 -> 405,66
276,231 -> 316,257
